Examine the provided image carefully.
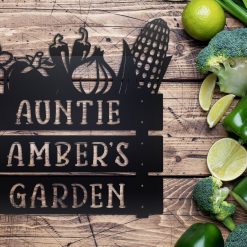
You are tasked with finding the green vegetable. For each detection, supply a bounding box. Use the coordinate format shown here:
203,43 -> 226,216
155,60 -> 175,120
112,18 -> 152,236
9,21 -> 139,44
216,0 -> 247,25
223,95 -> 247,143
233,0 -> 246,9
193,176 -> 236,231
243,0 -> 247,9
175,223 -> 224,247
196,28 -> 247,97
231,177 -> 247,210
225,223 -> 247,247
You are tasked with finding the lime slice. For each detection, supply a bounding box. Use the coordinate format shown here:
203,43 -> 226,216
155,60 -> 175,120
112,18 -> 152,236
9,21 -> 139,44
207,138 -> 247,181
207,94 -> 235,128
199,74 -> 217,111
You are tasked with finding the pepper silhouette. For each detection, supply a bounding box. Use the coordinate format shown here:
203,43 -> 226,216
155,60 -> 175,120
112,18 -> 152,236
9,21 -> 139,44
70,27 -> 91,75
0,46 -> 13,95
49,34 -> 77,96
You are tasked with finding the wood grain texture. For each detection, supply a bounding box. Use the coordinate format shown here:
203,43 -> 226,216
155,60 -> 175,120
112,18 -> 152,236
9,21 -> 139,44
0,0 -> 246,246
0,179 -> 245,247
0,1 -> 243,81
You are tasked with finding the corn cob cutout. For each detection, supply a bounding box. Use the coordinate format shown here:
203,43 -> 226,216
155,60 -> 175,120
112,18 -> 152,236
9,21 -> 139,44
132,18 -> 171,94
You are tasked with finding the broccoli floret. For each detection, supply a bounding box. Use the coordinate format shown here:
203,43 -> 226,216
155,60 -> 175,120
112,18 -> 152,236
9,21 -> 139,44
225,224 -> 247,247
215,201 -> 236,222
196,28 -> 247,97
193,176 -> 236,231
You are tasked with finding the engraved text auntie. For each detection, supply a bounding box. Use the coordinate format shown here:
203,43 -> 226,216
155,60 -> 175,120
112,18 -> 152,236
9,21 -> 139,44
15,100 -> 120,126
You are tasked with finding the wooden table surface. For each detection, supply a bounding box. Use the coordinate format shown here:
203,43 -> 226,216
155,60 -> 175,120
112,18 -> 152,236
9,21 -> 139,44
0,0 -> 246,246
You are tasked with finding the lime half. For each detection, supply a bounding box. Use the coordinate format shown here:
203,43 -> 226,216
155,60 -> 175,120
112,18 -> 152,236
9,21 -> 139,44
207,138 -> 247,181
199,74 -> 217,111
207,94 -> 235,128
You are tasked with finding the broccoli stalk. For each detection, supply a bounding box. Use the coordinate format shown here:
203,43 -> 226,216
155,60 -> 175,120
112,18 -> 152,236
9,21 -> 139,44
193,176 -> 236,231
225,224 -> 247,247
196,29 -> 247,97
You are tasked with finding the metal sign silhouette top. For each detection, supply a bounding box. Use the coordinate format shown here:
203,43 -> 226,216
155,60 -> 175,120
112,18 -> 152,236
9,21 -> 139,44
0,18 -> 171,217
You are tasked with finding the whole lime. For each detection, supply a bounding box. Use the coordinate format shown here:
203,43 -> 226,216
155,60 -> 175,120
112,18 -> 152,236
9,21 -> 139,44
182,0 -> 226,41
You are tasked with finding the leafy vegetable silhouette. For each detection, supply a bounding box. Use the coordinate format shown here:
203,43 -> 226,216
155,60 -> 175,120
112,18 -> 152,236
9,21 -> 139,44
115,40 -> 137,95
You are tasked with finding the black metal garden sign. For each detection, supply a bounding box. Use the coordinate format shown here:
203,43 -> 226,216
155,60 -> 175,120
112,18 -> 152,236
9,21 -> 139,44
0,18 -> 171,217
